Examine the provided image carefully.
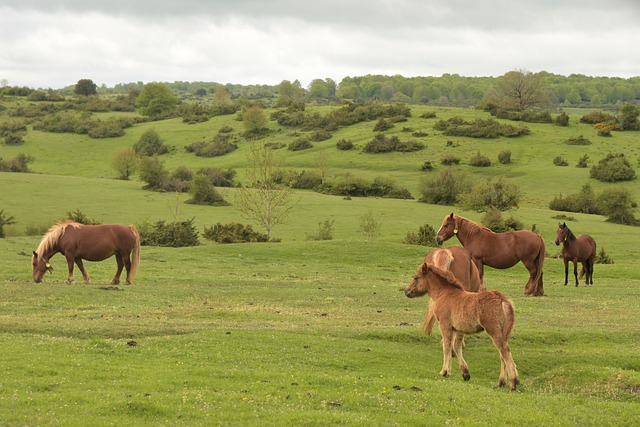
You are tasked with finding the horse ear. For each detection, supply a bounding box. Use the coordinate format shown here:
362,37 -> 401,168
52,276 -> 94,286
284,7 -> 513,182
449,213 -> 454,219
32,251 -> 37,258
562,222 -> 567,227
420,263 -> 429,274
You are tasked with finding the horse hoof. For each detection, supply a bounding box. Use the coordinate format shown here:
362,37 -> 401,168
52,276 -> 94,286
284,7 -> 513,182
462,372 -> 470,381
440,371 -> 449,378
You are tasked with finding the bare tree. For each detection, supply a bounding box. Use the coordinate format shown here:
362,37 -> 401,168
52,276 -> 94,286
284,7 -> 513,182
234,142 -> 297,240
492,69 -> 551,111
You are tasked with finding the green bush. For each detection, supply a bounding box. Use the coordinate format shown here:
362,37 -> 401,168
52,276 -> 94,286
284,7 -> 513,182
434,117 -> 529,138
288,138 -> 313,151
595,247 -> 614,264
590,153 -> 636,182
134,129 -> 170,156
576,154 -> 590,168
0,209 -> 16,238
553,156 -> 569,166
64,209 -> 100,225
441,155 -> 460,166
565,135 -> 591,145
469,151 -> 491,167
459,176 -> 521,212
363,134 -> 424,153
185,175 -> 229,206
0,153 -> 34,172
481,208 -> 523,232
336,139 -> 353,150
306,220 -> 335,241
202,222 -> 268,243
580,111 -> 617,125
554,112 -> 570,126
418,169 -> 466,205
404,224 -> 437,246
139,218 -> 199,247
373,118 -> 393,131
498,150 -> 512,164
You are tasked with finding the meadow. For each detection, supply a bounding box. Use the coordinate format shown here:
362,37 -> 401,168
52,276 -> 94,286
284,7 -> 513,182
0,103 -> 639,425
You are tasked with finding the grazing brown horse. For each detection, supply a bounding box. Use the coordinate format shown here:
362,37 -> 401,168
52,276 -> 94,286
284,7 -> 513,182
555,222 -> 597,286
405,262 -> 520,391
436,213 -> 545,296
423,246 -> 484,335
32,222 -> 140,285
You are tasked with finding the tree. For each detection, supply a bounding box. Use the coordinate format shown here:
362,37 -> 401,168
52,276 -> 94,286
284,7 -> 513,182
110,148 -> 138,180
138,155 -> 169,190
0,209 -> 16,238
242,105 -> 268,135
74,79 -> 97,96
619,103 -> 640,130
136,83 -> 179,118
186,175 -> 228,206
133,129 -> 169,156
459,176 -> 521,212
491,70 -> 551,111
234,141 -> 297,240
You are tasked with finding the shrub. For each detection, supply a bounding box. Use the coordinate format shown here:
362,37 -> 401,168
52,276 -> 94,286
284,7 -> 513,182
185,138 -> 237,157
404,224 -> 437,246
498,150 -> 512,164
597,187 -> 638,225
434,117 -> 529,138
565,135 -> 591,145
590,153 -> 636,182
4,133 -> 23,145
306,220 -> 335,241
309,130 -> 332,142
138,156 -> 169,190
185,175 -> 229,206
554,112 -> 569,126
548,183 -> 600,215
576,154 -> 589,168
288,138 -> 313,151
0,153 -> 34,172
481,208 -> 523,232
441,155 -> 460,166
202,222 -> 268,243
597,129 -> 612,137
553,156 -> 569,166
196,167 -> 236,187
469,151 -> 491,167
459,176 -> 521,212
139,218 -> 199,247
134,129 -> 169,156
420,161 -> 434,171
65,209 -> 100,225
0,209 -> 16,238
418,169 -> 467,205
336,139 -> 353,150
373,118 -> 393,131
580,111 -> 617,125
595,247 -> 614,264
359,211 -> 382,241
420,111 -> 437,119
282,170 -> 323,190
363,134 -> 424,153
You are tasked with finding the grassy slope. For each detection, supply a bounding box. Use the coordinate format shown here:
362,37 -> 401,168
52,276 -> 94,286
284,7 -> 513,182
1,103 -> 639,425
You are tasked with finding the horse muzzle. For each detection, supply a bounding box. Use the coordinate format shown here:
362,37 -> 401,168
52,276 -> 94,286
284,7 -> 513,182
554,240 -> 560,246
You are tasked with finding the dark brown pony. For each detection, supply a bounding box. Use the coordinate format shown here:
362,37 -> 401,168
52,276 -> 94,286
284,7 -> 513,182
405,262 -> 520,391
436,213 -> 545,296
554,222 -> 597,286
32,222 -> 140,285
423,246 -> 484,335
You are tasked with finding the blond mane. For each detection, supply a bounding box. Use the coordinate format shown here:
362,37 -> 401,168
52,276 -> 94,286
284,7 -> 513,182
427,263 -> 465,290
35,221 -> 82,257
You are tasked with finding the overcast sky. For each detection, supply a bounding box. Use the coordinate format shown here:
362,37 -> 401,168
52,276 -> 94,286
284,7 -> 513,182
1,0 -> 639,89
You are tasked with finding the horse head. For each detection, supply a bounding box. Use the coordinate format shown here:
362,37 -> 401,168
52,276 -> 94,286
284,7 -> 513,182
404,263 -> 430,298
436,213 -> 458,245
555,222 -> 570,246
32,251 -> 54,283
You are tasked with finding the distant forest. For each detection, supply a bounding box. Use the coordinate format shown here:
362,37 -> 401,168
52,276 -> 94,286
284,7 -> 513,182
2,70 -> 639,109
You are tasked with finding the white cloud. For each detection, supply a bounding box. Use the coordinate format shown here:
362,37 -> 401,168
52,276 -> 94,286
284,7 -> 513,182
1,1 -> 639,89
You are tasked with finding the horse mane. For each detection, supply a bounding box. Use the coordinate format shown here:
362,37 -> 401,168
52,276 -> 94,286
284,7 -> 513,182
566,227 -> 577,241
427,263 -> 465,290
458,215 -> 492,237
432,248 -> 454,270
36,221 -> 82,256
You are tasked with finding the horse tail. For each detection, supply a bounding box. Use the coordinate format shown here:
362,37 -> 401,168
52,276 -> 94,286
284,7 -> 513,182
501,297 -> 516,341
422,299 -> 436,336
129,224 -> 141,283
533,234 -> 545,287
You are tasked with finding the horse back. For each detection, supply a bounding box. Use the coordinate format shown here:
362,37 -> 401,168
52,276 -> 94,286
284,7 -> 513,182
59,224 -> 136,260
426,246 -> 482,292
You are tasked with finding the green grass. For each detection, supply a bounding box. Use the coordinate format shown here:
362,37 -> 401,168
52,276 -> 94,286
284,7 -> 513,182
1,103 -> 639,425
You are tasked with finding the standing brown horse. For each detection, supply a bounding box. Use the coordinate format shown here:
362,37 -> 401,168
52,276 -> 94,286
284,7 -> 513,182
436,213 -> 545,296
423,246 -> 484,335
32,222 -> 140,285
405,262 -> 520,391
555,222 -> 597,286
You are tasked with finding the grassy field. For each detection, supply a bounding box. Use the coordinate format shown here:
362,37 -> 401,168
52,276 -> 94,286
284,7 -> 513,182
1,102 -> 639,425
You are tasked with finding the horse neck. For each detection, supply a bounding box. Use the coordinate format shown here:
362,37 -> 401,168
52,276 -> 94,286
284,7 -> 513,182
457,217 -> 490,244
425,271 -> 459,302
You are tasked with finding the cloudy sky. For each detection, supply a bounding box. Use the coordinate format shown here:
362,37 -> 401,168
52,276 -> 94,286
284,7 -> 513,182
1,0 -> 639,89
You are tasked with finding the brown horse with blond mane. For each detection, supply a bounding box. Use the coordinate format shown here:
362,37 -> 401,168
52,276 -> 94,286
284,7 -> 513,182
555,222 -> 596,286
32,222 -> 140,285
405,262 -> 520,391
436,213 -> 545,296
423,246 -> 484,336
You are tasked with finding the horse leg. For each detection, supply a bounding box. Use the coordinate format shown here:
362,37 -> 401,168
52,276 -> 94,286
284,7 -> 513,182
452,332 -> 470,381
573,260 -> 579,286
522,259 -> 538,295
563,259 -> 569,286
111,254 -> 125,285
75,259 -> 91,284
439,328 -> 454,378
585,259 -> 592,285
122,251 -> 133,285
488,334 -> 519,391
65,255 -> 75,284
